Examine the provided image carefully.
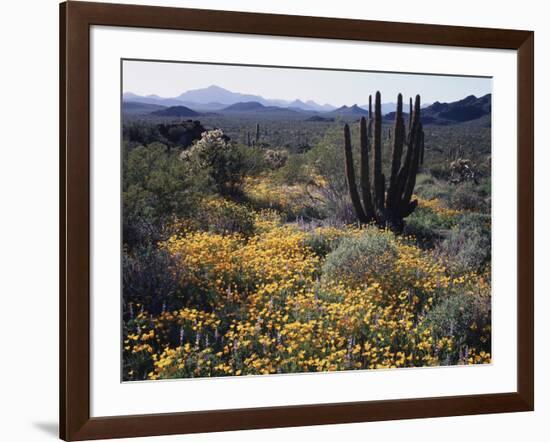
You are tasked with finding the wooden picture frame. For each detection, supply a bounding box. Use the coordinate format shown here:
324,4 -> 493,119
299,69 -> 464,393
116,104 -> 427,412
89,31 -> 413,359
60,1 -> 534,440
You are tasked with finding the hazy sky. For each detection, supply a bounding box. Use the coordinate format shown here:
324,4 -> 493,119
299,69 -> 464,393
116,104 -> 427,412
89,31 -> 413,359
123,59 -> 492,106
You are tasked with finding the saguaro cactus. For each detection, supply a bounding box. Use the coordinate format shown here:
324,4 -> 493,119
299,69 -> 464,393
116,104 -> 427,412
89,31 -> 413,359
255,123 -> 260,144
343,92 -> 425,232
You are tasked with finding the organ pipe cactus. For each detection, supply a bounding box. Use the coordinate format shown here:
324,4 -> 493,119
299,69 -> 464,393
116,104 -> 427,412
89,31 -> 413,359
343,92 -> 425,232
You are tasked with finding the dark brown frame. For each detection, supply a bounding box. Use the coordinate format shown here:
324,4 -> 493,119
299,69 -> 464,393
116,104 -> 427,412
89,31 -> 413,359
60,1 -> 534,440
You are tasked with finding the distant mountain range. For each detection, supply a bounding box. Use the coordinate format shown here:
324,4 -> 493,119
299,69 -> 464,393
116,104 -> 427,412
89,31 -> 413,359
422,94 -> 491,124
122,85 -> 424,114
123,86 -> 491,125
383,94 -> 491,125
287,99 -> 335,112
123,85 -> 336,112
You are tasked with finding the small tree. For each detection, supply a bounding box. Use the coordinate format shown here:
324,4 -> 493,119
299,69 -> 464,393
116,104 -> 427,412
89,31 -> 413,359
123,142 -> 206,247
182,129 -> 245,196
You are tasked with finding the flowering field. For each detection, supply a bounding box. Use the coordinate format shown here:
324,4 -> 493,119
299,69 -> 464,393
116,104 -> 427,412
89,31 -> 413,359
124,215 -> 490,379
123,188 -> 491,381
123,92 -> 492,381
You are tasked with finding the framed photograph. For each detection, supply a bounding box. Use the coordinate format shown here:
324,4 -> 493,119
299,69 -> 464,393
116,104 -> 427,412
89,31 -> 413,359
60,1 -> 534,440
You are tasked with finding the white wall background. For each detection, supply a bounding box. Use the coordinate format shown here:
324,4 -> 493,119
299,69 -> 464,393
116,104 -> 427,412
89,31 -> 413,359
0,0 -> 546,441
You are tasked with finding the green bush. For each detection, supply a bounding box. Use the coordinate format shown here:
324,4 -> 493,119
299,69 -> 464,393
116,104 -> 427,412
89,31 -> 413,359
436,213 -> 491,274
403,204 -> 455,249
415,179 -> 450,202
424,289 -> 491,364
182,129 -> 247,196
274,152 -> 308,184
322,228 -> 397,285
123,142 -> 208,247
449,182 -> 489,213
195,198 -> 256,236
303,231 -> 343,258
123,121 -> 167,147
415,173 -> 436,187
403,216 -> 442,249
123,244 -> 181,314
264,149 -> 288,170
237,145 -> 269,176
305,125 -> 355,222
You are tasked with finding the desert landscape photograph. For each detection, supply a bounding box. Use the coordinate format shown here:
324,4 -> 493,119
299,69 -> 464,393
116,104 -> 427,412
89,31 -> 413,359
121,60 -> 492,381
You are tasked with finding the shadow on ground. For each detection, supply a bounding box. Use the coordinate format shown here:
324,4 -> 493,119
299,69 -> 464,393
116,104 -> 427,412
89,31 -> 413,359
33,422 -> 58,438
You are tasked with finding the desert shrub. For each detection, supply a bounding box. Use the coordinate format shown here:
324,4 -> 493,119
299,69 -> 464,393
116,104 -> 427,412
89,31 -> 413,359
458,211 -> 491,233
263,149 -> 288,170
307,128 -> 345,190
305,126 -> 356,222
436,212 -> 491,274
157,120 -> 205,148
123,142 -> 207,247
424,289 -> 491,364
478,176 -> 491,196
415,179 -> 451,202
449,181 -> 489,212
303,230 -> 344,258
194,198 -> 255,236
404,199 -> 457,247
320,192 -> 356,225
123,244 -> 181,315
274,152 -> 308,184
428,164 -> 451,181
182,129 -> 247,196
122,217 -> 165,250
322,228 -> 397,285
403,216 -> 441,249
237,145 -> 269,176
123,121 -> 167,148
415,173 -> 436,187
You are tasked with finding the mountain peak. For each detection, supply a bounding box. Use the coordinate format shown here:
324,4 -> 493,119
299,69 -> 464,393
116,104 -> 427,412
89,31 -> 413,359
223,101 -> 265,112
331,104 -> 368,115
123,92 -> 141,98
205,85 -> 228,91
151,105 -> 200,117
